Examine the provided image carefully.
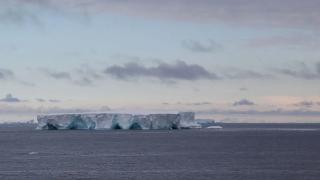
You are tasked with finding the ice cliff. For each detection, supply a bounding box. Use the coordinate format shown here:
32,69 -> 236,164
36,112 -> 200,130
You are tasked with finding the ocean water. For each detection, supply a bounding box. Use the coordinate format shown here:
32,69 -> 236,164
0,123 -> 319,180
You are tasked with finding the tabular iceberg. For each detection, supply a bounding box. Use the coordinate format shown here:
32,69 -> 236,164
36,112 -> 198,130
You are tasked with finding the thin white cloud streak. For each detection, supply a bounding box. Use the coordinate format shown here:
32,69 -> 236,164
182,39 -> 222,53
247,34 -> 320,49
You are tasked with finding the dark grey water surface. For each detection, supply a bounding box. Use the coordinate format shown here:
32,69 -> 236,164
0,123 -> 320,180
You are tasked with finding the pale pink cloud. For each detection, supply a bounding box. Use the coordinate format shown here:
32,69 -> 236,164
261,96 -> 320,106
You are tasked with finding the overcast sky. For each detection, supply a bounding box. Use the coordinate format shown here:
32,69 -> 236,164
1,0 -> 320,122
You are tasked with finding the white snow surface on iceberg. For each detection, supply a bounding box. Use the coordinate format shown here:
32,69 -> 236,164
37,112 -> 196,130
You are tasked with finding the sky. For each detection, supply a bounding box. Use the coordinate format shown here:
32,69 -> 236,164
1,0 -> 320,123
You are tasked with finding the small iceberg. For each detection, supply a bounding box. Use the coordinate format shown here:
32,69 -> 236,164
206,125 -> 223,129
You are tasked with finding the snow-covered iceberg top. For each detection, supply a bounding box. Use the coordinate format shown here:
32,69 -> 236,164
36,112 -> 200,130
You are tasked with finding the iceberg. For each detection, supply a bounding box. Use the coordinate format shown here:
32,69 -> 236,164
36,112 -> 197,130
179,112 -> 201,129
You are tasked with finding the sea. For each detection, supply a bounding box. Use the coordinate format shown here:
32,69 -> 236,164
0,123 -> 319,180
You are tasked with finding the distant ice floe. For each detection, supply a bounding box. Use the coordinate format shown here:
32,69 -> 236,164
28,152 -> 39,155
36,112 -> 206,130
206,126 -> 223,129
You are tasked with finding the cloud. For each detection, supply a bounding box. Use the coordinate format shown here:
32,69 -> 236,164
239,87 -> 247,91
76,64 -> 102,80
233,99 -> 255,106
198,108 -> 320,118
103,60 -> 275,82
0,105 -> 112,116
73,64 -> 104,86
0,4 -> 41,25
18,80 -> 36,87
274,62 -> 320,79
1,0 -> 320,30
188,102 -> 212,106
35,98 -> 62,103
36,98 -> 46,102
0,0 -> 77,26
223,68 -> 272,80
315,63 -> 320,74
104,60 -> 219,81
33,60 -> 320,86
75,64 -> 103,81
40,67 -> 95,86
0,68 -> 35,86
163,102 -> 212,106
0,94 -> 21,103
0,94 -> 62,103
292,101 -> 320,108
247,34 -> 320,49
0,94 -> 112,120
48,99 -> 61,103
293,101 -> 314,108
0,68 -> 14,80
74,77 -> 94,86
41,68 -> 71,80
182,39 -> 222,53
